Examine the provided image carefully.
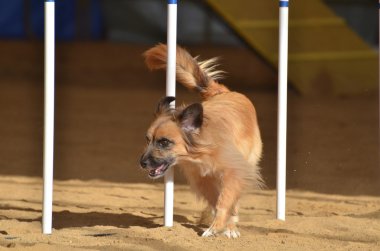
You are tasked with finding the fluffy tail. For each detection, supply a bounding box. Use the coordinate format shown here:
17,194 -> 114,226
143,44 -> 229,100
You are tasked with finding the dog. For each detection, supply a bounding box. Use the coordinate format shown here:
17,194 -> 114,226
140,44 -> 263,238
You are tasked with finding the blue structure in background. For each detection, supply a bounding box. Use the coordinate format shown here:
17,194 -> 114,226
0,0 -> 103,40
31,0 -> 75,40
89,0 -> 103,39
0,0 -> 24,38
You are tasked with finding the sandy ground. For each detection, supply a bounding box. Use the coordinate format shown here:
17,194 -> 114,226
0,176 -> 379,251
0,42 -> 379,250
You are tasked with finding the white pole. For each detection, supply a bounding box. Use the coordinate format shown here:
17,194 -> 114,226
276,0 -> 289,221
43,0 -> 55,234
164,0 -> 177,227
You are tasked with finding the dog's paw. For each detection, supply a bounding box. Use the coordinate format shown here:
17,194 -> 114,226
202,227 -> 218,237
223,228 -> 240,239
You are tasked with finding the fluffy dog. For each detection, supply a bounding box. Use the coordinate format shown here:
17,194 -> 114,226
140,44 -> 263,238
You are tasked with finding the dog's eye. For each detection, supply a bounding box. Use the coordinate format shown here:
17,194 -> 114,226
157,138 -> 172,148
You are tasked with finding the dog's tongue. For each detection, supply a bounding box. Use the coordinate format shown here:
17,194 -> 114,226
149,164 -> 165,176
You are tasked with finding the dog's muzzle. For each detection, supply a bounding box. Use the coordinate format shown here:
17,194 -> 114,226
140,155 -> 173,179
140,157 -> 149,169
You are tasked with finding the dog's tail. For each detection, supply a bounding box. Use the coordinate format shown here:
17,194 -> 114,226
144,44 -> 230,100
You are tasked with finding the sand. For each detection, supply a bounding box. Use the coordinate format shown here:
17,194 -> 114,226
0,176 -> 379,250
0,42 -> 379,250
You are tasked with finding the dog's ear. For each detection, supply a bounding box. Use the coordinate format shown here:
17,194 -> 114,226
177,103 -> 203,133
156,96 -> 175,116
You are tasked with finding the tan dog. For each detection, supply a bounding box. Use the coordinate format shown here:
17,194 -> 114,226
140,44 -> 263,238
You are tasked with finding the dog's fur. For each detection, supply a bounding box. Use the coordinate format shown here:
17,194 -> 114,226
140,44 -> 263,238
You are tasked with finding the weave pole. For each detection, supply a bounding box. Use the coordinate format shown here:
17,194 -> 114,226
276,0 -> 289,221
42,0 -> 55,234
164,0 -> 177,227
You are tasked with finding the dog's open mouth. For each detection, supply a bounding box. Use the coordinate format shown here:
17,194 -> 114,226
148,163 -> 170,178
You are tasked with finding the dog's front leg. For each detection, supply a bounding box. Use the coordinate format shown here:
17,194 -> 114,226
224,203 -> 240,238
202,207 -> 229,237
202,170 -> 242,238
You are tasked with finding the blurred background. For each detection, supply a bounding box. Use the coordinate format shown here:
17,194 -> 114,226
0,0 -> 378,195
0,0 -> 377,45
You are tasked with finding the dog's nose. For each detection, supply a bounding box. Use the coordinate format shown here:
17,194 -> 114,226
140,157 -> 148,168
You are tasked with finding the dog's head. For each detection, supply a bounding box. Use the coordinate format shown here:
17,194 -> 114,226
140,96 -> 203,179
